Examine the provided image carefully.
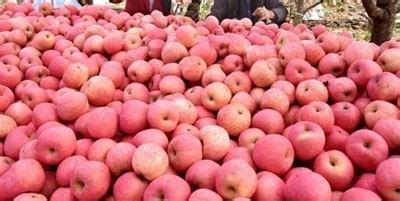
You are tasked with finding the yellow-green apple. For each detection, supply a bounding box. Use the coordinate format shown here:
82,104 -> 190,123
252,134 -> 294,175
70,161 -> 111,200
346,129 -> 388,171
313,150 -> 354,190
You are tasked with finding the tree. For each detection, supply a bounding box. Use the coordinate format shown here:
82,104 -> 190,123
362,0 -> 398,44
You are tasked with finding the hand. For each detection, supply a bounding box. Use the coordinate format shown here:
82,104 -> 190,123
252,7 -> 275,21
176,0 -> 191,5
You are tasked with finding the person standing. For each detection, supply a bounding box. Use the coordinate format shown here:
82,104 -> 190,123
210,0 -> 287,24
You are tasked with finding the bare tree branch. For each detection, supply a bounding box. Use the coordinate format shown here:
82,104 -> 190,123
362,0 -> 385,18
303,0 -> 324,14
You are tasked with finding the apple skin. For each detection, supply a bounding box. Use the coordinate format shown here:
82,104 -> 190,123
373,119 -> 400,150
313,150 -> 354,191
283,171 -> 331,201
340,188 -> 381,201
0,159 -> 46,200
35,125 -> 77,165
345,129 -> 389,171
215,159 -> 258,199
253,171 -> 285,201
132,129 -> 168,149
217,103 -> 251,136
168,134 -> 202,172
132,143 -> 169,181
14,193 -> 47,201
376,158 -> 400,200
367,72 -> 400,102
143,174 -> 191,201
296,101 -> 335,134
252,134 -> 294,175
0,85 -> 14,112
87,138 -> 117,162
0,156 -> 14,176
106,142 -> 136,176
331,101 -> 361,132
3,125 -> 34,160
189,188 -> 223,201
50,187 -> 77,201
199,125 -> 230,161
252,109 -> 285,134
295,79 -> 328,105
364,100 -> 399,129
284,121 -> 325,161
56,155 -> 87,187
325,126 -> 350,152
113,172 -> 148,201
185,159 -> 221,190
354,173 -> 379,193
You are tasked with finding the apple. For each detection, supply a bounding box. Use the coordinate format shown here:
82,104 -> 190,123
56,155 -> 87,187
340,188 -> 381,201
253,134 -> 294,175
364,100 -> 399,129
377,48 -> 400,72
0,159 -> 45,200
106,142 -> 135,176
331,102 -> 361,132
284,59 -> 319,85
354,173 -> 378,193
283,171 -> 331,201
367,72 -> 400,101
0,114 -> 17,139
376,158 -> 400,200
249,60 -> 277,88
70,160 -> 111,200
189,188 -> 223,201
201,82 -> 232,111
87,138 -> 116,162
143,174 -> 191,201
81,75 -> 115,106
132,143 -> 169,181
296,79 -> 328,105
328,77 -> 358,102
284,121 -> 325,160
199,125 -> 230,161
346,129 -> 388,171
113,172 -> 148,201
50,187 -> 76,201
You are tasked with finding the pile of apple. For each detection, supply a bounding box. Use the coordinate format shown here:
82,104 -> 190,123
1,2 -> 400,201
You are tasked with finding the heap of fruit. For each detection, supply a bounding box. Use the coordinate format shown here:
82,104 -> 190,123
1,2 -> 400,201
